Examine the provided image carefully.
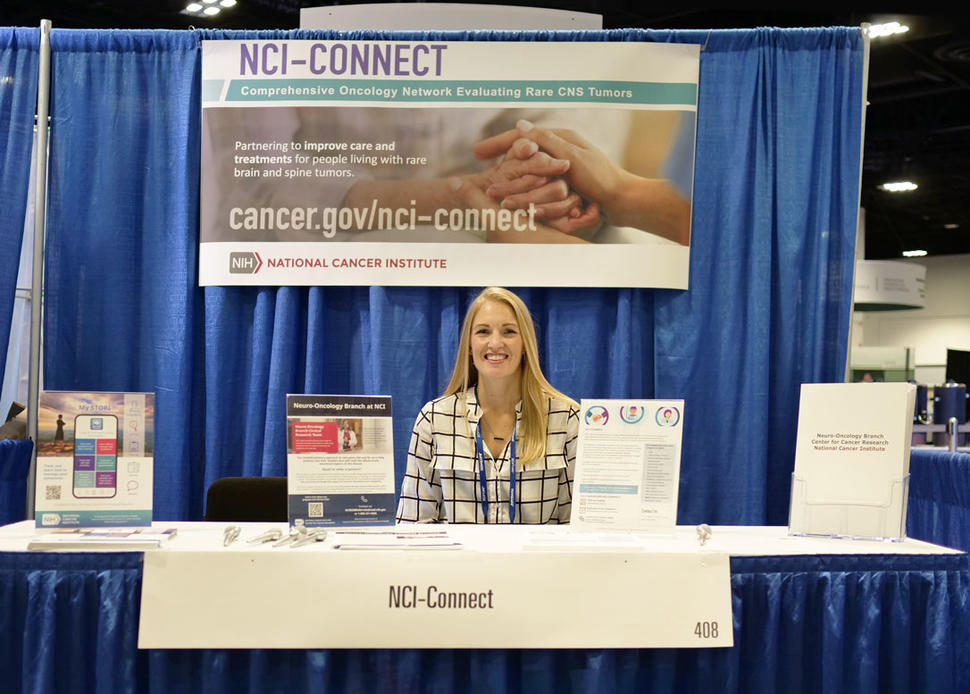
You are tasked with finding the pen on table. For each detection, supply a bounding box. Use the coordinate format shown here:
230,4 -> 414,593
247,528 -> 283,544
223,525 -> 241,546
272,526 -> 303,547
291,529 -> 328,548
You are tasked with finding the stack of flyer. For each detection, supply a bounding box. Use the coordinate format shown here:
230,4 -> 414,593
27,528 -> 177,552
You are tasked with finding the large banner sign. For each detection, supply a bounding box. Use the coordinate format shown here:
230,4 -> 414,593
200,40 -> 699,287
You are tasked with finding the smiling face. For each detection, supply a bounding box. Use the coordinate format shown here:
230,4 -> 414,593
469,299 -> 524,385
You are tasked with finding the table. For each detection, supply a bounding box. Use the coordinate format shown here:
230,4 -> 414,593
0,521 -> 967,694
908,447 -> 970,551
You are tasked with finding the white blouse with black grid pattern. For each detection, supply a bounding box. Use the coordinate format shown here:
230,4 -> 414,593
396,389 -> 579,524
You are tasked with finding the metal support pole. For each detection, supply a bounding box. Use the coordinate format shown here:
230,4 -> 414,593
26,19 -> 52,518
844,25 -> 870,382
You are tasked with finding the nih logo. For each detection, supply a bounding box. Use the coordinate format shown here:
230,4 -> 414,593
229,252 -> 263,274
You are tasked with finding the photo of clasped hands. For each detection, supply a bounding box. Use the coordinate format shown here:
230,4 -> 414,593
456,119 -> 691,246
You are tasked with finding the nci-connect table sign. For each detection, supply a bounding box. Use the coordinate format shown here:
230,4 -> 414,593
139,548 -> 732,648
200,40 -> 700,288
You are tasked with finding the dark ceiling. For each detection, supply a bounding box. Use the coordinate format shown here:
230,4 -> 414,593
3,1 -> 969,259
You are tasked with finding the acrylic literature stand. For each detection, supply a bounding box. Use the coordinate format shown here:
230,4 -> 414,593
787,382 -> 916,541
788,473 -> 910,540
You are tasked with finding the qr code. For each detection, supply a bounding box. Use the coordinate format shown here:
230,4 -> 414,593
45,485 -> 61,501
308,502 -> 324,518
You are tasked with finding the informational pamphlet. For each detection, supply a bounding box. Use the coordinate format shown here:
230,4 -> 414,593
286,394 -> 395,527
34,391 -> 155,527
571,399 -> 685,532
789,382 -> 916,539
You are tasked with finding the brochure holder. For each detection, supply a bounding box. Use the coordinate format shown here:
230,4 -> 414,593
788,473 -> 909,541
786,382 -> 915,542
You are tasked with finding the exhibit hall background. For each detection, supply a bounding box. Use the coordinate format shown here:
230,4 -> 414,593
0,27 -> 863,524
853,254 -> 970,386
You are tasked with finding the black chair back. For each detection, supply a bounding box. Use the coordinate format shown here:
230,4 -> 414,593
204,476 -> 288,521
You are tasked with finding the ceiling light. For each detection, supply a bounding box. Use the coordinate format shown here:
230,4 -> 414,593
902,249 -> 927,258
868,22 -> 910,39
879,181 -> 918,192
944,223 -> 960,230
182,0 -> 235,15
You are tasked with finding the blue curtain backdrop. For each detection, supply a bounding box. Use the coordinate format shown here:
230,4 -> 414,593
0,28 -> 37,390
0,439 -> 32,524
29,27 -> 863,523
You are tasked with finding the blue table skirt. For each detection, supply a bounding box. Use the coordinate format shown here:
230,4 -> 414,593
0,551 -> 966,694
908,448 -> 970,551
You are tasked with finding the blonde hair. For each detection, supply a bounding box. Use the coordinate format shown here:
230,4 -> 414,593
443,287 -> 576,464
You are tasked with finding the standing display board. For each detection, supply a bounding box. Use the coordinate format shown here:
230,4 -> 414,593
33,391 -> 154,527
572,398 -> 684,532
286,394 -> 395,527
199,40 -> 699,288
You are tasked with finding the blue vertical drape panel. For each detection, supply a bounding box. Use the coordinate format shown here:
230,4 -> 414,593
43,30 -> 208,521
0,28 -> 37,386
0,552 -> 965,693
657,28 -> 862,524
38,27 -> 863,523
0,440 -> 32,524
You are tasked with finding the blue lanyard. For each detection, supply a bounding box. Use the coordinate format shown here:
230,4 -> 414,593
475,421 -> 517,523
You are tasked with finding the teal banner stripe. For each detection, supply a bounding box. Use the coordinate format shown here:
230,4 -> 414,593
578,484 -> 639,495
224,79 -> 697,106
202,79 -> 225,102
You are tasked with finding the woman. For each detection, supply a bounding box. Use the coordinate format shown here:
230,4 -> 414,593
54,414 -> 66,451
340,420 -> 358,451
396,287 -> 579,524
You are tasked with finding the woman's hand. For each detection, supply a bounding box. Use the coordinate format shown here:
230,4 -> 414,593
474,120 -> 691,245
480,136 -> 602,235
475,121 -> 629,219
448,176 -> 590,244
545,201 -> 602,236
469,140 -> 582,220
